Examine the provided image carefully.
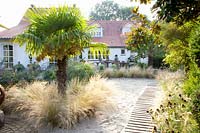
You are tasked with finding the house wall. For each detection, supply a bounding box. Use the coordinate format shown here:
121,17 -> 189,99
1,42 -> 148,69
82,47 -> 131,62
13,44 -> 30,67
82,47 -> 148,65
0,42 -> 49,69
13,44 -> 49,70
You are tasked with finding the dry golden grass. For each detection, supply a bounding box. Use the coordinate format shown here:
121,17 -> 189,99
115,68 -> 127,78
156,70 -> 185,92
103,68 -> 114,77
103,66 -> 155,78
3,75 -> 114,129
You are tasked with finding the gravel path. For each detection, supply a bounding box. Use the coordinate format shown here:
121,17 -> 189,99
40,78 -> 158,133
0,78 -> 158,133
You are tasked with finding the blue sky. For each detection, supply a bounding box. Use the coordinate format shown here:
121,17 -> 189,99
0,0 -> 156,30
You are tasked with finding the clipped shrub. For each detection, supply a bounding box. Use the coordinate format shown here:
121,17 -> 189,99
42,62 -> 95,82
42,67 -> 56,81
137,62 -> 148,69
13,62 -> 25,72
99,64 -> 105,71
3,75 -> 113,128
67,62 -> 95,81
0,70 -> 16,87
111,64 -> 117,70
15,71 -> 35,82
0,69 -> 38,87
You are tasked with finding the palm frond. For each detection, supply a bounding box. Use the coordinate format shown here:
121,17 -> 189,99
0,24 -> 8,29
14,5 -> 95,61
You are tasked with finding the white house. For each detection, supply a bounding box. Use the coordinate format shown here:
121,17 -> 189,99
0,19 -> 49,69
82,20 -> 148,66
0,17 -> 147,69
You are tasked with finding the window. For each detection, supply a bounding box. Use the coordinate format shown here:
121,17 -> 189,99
3,44 -> 13,68
122,23 -> 133,35
103,50 -> 109,60
88,50 -> 94,59
88,50 -> 109,60
90,26 -> 103,37
121,49 -> 125,55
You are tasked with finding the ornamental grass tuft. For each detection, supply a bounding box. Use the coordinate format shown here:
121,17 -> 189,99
2,75 -> 114,129
103,66 -> 155,78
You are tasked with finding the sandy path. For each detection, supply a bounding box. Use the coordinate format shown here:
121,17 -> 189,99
40,78 -> 157,133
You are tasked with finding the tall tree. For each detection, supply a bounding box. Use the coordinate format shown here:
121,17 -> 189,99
15,6 -> 93,95
118,7 -> 133,20
126,14 -> 161,67
90,0 -> 133,20
160,22 -> 200,71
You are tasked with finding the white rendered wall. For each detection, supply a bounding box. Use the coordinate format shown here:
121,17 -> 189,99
0,42 -> 49,69
13,44 -> 30,67
14,44 -> 49,69
82,47 -> 148,64
82,47 -> 131,62
109,48 -> 131,62
1,43 -> 148,69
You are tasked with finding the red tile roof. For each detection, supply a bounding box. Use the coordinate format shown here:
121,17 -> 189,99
0,18 -> 29,39
0,19 -> 136,47
89,20 -> 136,47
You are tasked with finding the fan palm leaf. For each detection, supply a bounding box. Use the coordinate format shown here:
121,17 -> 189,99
15,5 -> 107,95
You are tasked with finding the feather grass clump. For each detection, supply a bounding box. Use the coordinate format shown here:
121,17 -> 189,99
103,66 -> 155,78
3,76 -> 114,129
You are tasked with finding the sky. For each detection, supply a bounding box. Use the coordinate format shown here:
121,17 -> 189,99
0,0 -> 156,31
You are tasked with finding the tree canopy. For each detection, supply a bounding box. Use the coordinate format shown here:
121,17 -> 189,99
90,0 -> 133,20
131,0 -> 200,24
126,15 -> 162,67
160,21 -> 200,71
152,0 -> 200,25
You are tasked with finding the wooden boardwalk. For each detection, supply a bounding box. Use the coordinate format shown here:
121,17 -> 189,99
123,84 -> 158,133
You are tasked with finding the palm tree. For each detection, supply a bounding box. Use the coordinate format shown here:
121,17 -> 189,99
15,5 -> 104,95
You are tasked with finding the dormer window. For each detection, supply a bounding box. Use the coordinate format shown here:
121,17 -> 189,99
122,23 -> 133,35
90,24 -> 103,37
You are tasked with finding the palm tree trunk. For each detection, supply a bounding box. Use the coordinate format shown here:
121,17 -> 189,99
56,56 -> 67,95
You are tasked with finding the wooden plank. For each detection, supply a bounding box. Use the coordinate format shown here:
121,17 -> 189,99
128,121 -> 155,127
125,126 -> 152,132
